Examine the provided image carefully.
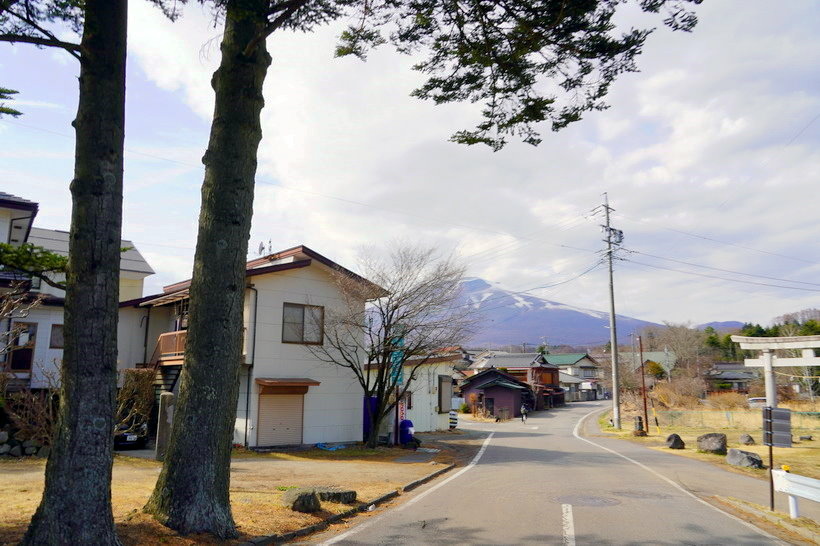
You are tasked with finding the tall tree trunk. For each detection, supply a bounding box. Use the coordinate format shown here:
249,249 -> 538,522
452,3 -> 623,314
144,0 -> 271,537
22,1 -> 127,544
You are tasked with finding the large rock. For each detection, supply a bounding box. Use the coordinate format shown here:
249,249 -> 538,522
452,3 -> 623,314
666,434 -> 685,449
739,434 -> 755,446
308,486 -> 357,504
799,435 -> 813,441
0,431 -> 8,444
727,448 -> 764,469
22,439 -> 37,449
36,446 -> 51,459
282,490 -> 321,513
0,444 -> 10,455
697,433 -> 727,455
24,446 -> 37,455
9,445 -> 22,457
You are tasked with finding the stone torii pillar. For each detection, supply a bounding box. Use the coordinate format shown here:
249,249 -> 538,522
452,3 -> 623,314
731,335 -> 820,407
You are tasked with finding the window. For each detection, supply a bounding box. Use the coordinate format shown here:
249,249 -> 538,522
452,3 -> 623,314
49,324 -> 64,349
9,322 -> 37,371
282,303 -> 324,344
402,391 -> 413,410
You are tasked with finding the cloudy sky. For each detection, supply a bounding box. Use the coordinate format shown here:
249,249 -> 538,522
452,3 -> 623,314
1,1 -> 818,326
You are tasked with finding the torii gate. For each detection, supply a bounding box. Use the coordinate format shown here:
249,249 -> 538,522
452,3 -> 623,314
731,335 -> 820,407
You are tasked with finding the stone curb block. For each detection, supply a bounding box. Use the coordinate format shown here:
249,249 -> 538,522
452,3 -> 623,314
244,463 -> 456,545
720,497 -> 820,544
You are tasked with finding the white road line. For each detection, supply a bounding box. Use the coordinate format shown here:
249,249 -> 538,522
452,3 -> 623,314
561,504 -> 576,546
321,432 -> 495,544
572,408 -> 783,544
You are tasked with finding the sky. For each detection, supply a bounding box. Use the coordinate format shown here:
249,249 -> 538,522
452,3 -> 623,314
1,1 -> 818,327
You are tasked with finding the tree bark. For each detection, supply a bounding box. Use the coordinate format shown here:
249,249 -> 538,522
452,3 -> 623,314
144,0 -> 271,537
22,1 -> 127,544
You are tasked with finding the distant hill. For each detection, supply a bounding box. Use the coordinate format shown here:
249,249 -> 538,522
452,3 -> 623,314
459,278 -> 660,347
696,321 -> 745,331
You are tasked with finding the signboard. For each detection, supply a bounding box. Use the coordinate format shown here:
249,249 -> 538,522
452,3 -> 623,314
389,335 -> 405,385
398,400 -> 406,421
763,407 -> 792,448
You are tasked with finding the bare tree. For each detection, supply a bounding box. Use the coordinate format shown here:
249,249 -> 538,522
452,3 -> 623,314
310,246 -> 474,448
641,322 -> 706,373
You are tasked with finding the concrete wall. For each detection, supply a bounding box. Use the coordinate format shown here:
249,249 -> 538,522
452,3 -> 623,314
243,265 -> 364,446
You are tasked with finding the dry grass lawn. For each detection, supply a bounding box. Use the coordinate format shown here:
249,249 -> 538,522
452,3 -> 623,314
0,446 -> 450,545
598,413 -> 820,480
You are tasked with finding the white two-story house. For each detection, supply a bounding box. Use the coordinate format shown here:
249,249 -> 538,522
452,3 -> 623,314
118,245 -> 376,448
0,192 -> 153,390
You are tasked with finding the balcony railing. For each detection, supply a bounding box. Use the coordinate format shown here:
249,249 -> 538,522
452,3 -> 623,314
145,330 -> 187,368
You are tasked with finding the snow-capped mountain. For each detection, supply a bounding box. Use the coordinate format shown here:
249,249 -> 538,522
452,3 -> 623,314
458,278 -> 659,347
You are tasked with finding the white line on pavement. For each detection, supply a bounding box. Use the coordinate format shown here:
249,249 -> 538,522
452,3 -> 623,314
561,504 -> 576,546
572,408 -> 783,544
321,432 -> 495,545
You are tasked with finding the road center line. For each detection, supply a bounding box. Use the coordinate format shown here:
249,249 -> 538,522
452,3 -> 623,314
561,504 -> 576,546
322,432 -> 495,544
572,408 -> 782,544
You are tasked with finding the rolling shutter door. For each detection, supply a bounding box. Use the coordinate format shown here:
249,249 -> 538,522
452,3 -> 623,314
257,394 -> 303,446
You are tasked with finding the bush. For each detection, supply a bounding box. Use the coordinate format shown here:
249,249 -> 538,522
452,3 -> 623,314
706,392 -> 748,409
459,402 -> 470,413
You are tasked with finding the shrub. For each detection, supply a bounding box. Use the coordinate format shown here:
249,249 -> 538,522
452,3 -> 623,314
706,392 -> 748,409
459,402 -> 470,414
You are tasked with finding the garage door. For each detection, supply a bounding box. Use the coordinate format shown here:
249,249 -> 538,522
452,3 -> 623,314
257,394 -> 304,446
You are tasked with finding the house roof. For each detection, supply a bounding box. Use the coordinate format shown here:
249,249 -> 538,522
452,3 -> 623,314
708,370 -> 757,381
558,372 -> 583,384
29,228 -> 155,275
461,367 -> 531,390
0,192 -> 38,211
544,353 -> 597,367
470,352 -> 558,370
477,378 -> 529,391
159,245 -> 380,296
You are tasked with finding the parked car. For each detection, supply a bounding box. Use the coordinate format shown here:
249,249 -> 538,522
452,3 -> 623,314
747,397 -> 767,408
113,423 -> 148,450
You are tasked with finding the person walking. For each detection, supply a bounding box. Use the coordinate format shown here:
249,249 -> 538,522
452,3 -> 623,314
520,403 -> 529,422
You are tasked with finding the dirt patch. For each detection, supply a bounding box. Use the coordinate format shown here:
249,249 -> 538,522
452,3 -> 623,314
0,449 -> 443,544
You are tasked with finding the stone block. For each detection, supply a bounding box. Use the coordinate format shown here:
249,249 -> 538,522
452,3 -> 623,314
0,431 -> 8,444
24,446 -> 37,455
739,434 -> 755,445
726,448 -> 764,469
666,433 -> 685,449
282,490 -> 321,513
0,444 -> 10,455
36,446 -> 50,458
696,433 -> 727,455
308,486 -> 357,504
9,445 -> 21,457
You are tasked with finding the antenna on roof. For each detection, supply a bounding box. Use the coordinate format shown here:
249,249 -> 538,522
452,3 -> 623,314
257,241 -> 265,256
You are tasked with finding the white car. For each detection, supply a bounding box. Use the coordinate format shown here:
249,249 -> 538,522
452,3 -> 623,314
747,397 -> 767,408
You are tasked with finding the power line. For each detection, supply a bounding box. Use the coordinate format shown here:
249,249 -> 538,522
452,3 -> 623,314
621,258 -> 820,292
616,212 -> 818,266
623,248 -> 820,287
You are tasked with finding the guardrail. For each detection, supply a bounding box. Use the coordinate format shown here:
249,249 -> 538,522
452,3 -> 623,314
771,469 -> 820,519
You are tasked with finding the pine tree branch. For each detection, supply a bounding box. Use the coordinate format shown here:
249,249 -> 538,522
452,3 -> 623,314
0,33 -> 82,60
242,0 -> 308,57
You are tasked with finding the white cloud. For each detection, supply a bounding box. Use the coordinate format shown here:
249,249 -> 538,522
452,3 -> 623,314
7,0 -> 818,328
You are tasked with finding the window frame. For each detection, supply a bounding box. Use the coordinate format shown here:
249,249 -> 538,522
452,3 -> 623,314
49,324 -> 64,349
281,302 -> 325,345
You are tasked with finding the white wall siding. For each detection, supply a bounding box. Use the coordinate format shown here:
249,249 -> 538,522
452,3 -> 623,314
17,305 -> 64,388
245,266 -> 364,446
405,363 -> 452,433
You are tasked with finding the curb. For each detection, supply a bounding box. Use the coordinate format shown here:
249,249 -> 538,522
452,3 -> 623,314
718,497 -> 820,544
244,462 -> 456,545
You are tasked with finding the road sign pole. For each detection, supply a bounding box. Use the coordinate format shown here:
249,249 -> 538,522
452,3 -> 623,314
769,441 -> 774,511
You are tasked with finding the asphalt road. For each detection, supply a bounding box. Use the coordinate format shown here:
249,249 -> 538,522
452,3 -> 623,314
313,402 -> 782,545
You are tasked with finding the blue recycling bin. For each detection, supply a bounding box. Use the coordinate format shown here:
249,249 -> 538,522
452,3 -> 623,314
399,419 -> 414,446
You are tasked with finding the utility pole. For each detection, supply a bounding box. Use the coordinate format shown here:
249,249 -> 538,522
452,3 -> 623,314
601,192 -> 624,429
